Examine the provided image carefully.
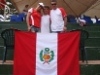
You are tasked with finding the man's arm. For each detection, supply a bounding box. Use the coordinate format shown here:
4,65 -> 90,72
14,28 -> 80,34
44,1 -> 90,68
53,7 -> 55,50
26,12 -> 31,31
64,16 -> 67,25
63,16 -> 67,31
59,8 -> 67,31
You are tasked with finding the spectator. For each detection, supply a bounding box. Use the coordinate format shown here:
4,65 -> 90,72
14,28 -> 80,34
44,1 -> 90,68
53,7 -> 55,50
94,16 -> 100,24
41,6 -> 51,33
50,0 -> 67,33
26,3 -> 44,32
23,5 -> 29,16
77,17 -> 86,26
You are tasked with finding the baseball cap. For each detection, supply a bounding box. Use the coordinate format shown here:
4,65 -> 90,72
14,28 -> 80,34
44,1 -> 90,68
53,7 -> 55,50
38,2 -> 44,7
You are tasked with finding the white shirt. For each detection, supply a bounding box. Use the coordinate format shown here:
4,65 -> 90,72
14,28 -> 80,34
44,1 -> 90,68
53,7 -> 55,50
41,15 -> 50,33
50,8 -> 64,31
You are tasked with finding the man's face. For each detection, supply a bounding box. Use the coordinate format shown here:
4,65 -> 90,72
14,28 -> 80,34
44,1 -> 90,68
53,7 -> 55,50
51,2 -> 57,10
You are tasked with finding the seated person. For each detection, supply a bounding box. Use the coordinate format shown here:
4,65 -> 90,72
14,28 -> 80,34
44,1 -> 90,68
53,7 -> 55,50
77,17 -> 86,26
95,16 -> 100,24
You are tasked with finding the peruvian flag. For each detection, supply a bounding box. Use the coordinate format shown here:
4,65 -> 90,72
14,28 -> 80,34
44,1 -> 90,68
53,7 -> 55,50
13,31 -> 80,75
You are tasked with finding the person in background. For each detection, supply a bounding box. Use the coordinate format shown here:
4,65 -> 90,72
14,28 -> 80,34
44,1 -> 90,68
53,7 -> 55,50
77,17 -> 86,26
23,5 -> 29,16
50,0 -> 67,33
41,6 -> 50,33
26,3 -> 44,32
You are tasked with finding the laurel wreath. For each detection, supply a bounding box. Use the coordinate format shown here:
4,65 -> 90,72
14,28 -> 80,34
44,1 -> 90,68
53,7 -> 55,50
39,49 -> 54,62
40,50 -> 44,61
49,51 -> 54,62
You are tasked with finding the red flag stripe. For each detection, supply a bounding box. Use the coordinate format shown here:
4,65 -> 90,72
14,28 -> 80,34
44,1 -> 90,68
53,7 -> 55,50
14,31 -> 36,75
58,32 -> 80,75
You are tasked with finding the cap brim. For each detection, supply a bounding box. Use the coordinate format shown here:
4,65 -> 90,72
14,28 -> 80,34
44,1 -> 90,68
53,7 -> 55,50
38,3 -> 44,7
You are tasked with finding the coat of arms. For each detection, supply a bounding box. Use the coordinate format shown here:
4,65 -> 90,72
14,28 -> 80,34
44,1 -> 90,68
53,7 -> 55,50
39,48 -> 54,64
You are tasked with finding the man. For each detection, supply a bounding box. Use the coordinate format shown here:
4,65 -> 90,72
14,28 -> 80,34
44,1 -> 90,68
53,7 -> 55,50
50,1 -> 67,33
26,3 -> 44,32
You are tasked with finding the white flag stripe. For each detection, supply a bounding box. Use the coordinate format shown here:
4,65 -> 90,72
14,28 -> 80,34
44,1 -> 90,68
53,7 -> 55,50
36,33 -> 57,75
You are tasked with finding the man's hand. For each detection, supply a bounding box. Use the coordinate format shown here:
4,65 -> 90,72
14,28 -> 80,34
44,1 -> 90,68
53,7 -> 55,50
27,26 -> 31,31
63,26 -> 67,32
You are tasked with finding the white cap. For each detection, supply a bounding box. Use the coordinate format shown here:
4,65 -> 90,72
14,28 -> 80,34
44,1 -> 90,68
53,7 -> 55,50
38,2 -> 44,7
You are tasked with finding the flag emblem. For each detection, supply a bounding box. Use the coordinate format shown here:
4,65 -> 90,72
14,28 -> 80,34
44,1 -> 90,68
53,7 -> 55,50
39,48 -> 54,64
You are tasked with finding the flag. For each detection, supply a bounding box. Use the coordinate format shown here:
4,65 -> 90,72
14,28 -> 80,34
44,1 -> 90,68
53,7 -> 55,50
13,31 -> 80,75
0,0 -> 6,9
